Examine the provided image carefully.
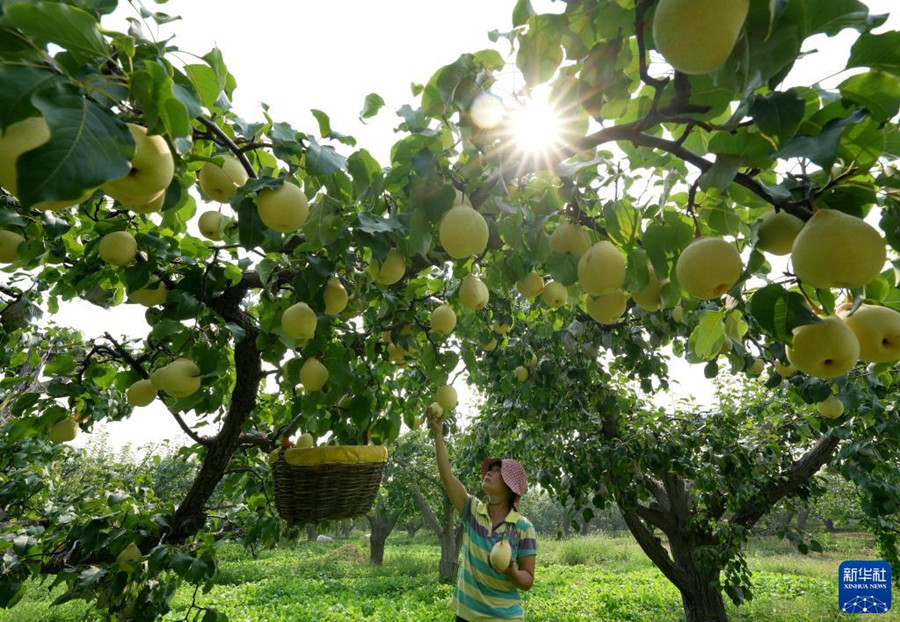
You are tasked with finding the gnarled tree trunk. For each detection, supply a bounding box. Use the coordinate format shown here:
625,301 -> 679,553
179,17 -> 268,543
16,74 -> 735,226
366,510 -> 401,565
412,488 -> 462,581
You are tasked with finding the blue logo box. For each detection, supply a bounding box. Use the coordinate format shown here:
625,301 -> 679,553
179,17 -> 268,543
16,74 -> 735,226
839,561 -> 891,614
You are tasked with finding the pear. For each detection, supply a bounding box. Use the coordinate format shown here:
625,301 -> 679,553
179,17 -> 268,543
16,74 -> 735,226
514,365 -> 529,382
128,279 -> 168,307
299,357 -> 328,391
370,249 -> 405,285
786,316 -> 859,379
436,385 -> 458,410
257,182 -> 309,233
490,540 -> 512,571
584,290 -> 627,324
493,321 -> 511,335
126,379 -> 156,407
0,230 -> 24,263
817,394 -> 845,419
756,209 -> 804,256
671,305 -> 684,323
675,237 -> 742,300
840,304 -> 900,363
281,302 -> 317,341
198,211 -> 226,241
296,433 -> 315,448
430,304 -> 457,335
791,209 -> 886,289
459,275 -> 489,310
198,154 -> 249,202
103,124 -> 174,208
439,203 -> 488,259
323,277 -> 348,315
652,0 -> 750,75
481,338 -> 498,352
151,358 -> 202,398
116,541 -> 142,569
48,418 -> 79,443
549,222 -> 591,257
773,360 -> 798,378
427,402 -> 444,421
516,271 -> 544,298
746,358 -> 765,376
631,264 -> 667,312
0,117 -> 94,210
541,280 -> 568,308
578,241 -> 626,296
131,191 -> 165,214
98,231 -> 138,266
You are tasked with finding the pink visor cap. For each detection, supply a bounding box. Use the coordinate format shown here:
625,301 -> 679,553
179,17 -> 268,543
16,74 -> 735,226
481,457 -> 529,509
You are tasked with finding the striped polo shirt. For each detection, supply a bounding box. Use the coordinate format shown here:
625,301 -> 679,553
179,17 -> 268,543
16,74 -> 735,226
450,494 -> 538,622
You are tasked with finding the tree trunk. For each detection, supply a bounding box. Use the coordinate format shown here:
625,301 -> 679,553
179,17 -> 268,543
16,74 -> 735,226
366,513 -> 400,565
580,519 -> 589,536
438,527 -> 461,581
340,520 -> 353,538
823,518 -> 836,532
406,519 -> 423,538
668,532 -> 728,622
306,523 -> 318,542
796,509 -> 808,531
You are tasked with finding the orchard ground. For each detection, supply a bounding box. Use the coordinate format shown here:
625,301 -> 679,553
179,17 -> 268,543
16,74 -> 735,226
3,531 -> 895,622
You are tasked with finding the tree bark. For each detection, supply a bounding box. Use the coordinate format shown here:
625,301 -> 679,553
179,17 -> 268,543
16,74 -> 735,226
668,531 -> 729,622
366,512 -> 400,565
405,519 -> 423,538
306,523 -> 318,542
438,527 -> 461,581
823,518 -> 836,532
412,488 -> 462,581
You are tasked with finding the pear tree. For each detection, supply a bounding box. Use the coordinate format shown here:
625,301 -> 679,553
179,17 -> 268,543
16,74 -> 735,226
0,0 -> 899,621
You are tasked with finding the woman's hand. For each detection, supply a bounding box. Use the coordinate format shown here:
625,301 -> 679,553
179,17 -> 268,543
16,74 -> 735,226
425,403 -> 443,435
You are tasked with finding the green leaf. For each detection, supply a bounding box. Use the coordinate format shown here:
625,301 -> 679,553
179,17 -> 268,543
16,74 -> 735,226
310,109 -> 355,146
688,310 -> 726,361
516,14 -> 564,86
697,155 -> 741,193
360,93 -> 385,120
19,84 -> 132,209
305,136 -> 347,176
0,66 -> 62,130
131,60 -> 195,153
0,576 -> 23,608
185,63 -> 224,110
545,252 -> 579,286
408,209 -> 432,259
356,212 -> 402,234
236,196 -> 268,248
847,31 -> 900,75
748,284 -> 820,344
347,149 -> 383,198
44,354 -> 76,376
775,109 -> 866,170
750,90 -> 806,147
4,2 -> 111,62
839,71 -> 900,123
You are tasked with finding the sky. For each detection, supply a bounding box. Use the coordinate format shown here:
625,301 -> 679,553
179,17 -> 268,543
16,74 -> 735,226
60,0 -> 898,450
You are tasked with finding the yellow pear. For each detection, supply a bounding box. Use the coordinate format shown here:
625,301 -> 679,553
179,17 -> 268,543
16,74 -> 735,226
652,0 -> 750,75
791,209 -> 886,289
436,385 -> 458,410
387,343 -> 409,364
549,221 -> 591,256
773,360 -> 798,378
786,316 -> 860,379
481,337 -> 498,352
756,209 -> 804,256
299,357 -> 328,391
439,203 -> 488,259
427,402 -> 444,421
0,117 -> 94,210
296,433 -> 315,448
103,124 -> 174,207
490,540 -> 512,572
257,182 -> 309,233
493,321 -> 511,335
116,542 -> 142,569
578,241 -> 626,296
198,210 -> 225,241
151,358 -> 202,398
126,379 -> 156,407
128,279 -> 168,307
675,237 -> 743,299
514,365 -> 529,382
323,277 -> 348,315
0,230 -> 24,263
281,302 -> 317,341
525,352 -> 538,367
671,305 -> 684,323
541,280 -> 568,308
198,154 -> 249,202
516,271 -> 544,298
746,358 -> 765,376
840,304 -> 900,363
370,249 -> 406,285
817,394 -> 845,419
631,265 -> 667,312
584,290 -> 627,324
459,275 -> 489,310
131,191 -> 165,214
48,418 -> 79,443
431,304 -> 457,335
98,231 -> 138,266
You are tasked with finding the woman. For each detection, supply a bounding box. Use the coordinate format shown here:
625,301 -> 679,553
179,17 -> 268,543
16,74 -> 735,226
426,406 -> 538,622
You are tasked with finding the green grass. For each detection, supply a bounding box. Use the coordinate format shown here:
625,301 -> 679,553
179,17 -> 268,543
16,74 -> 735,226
0,532 -> 896,621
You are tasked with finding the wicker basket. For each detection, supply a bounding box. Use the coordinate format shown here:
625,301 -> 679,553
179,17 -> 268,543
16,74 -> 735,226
269,445 -> 388,525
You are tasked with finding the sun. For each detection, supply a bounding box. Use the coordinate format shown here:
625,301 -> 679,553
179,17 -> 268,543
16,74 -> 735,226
510,87 -> 561,155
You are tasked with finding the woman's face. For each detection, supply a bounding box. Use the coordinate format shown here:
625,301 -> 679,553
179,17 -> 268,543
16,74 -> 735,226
482,463 -> 511,499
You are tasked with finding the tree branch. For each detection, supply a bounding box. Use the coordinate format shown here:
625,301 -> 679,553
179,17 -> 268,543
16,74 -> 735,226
620,507 -> 691,592
197,116 -> 257,181
730,434 -> 842,529
411,487 -> 444,536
